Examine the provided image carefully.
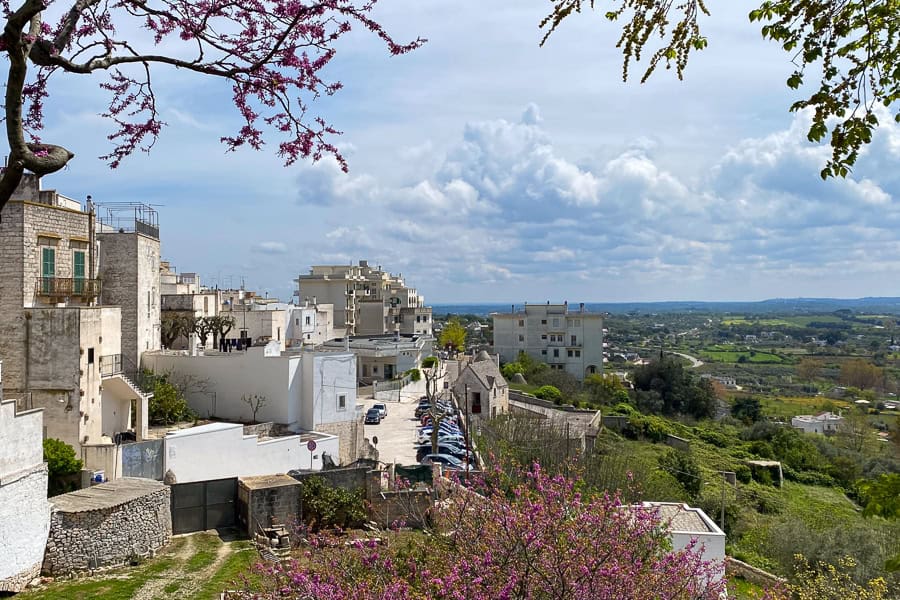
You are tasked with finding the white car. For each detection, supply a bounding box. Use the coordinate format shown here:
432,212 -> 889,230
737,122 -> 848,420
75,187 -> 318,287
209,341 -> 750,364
373,402 -> 387,418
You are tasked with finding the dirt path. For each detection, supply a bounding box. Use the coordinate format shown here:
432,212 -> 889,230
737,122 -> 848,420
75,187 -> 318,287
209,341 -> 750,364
130,535 -> 197,600
130,532 -> 241,600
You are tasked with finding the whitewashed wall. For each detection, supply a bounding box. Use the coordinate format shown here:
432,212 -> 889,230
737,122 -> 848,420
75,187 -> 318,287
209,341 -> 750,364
163,422 -> 338,483
0,400 -> 51,593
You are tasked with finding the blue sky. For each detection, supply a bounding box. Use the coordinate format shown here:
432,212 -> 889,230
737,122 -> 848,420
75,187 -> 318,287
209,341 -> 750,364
33,1 -> 900,303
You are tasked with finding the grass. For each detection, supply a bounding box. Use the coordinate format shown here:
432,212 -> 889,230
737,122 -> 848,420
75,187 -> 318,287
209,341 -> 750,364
18,533 -> 259,600
701,350 -> 784,364
761,395 -> 850,419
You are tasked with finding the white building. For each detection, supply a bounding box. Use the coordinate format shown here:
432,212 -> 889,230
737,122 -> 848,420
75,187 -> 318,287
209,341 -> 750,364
320,333 -> 433,384
645,502 -> 726,584
163,422 -> 338,483
791,412 -> 844,435
143,345 -> 363,464
0,362 -> 51,593
492,302 -> 603,380
295,260 -> 432,337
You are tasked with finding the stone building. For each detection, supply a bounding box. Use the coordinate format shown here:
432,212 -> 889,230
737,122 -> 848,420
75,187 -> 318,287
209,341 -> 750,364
492,302 -> 603,380
0,361 -> 51,593
0,174 -> 155,474
295,260 -> 432,337
452,352 -> 510,421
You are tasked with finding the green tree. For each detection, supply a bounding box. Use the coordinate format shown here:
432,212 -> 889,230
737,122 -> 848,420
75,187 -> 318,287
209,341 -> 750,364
192,316 -> 215,348
539,0 -> 899,179
731,396 -> 763,424
207,314 -> 236,348
438,318 -> 466,354
160,312 -> 191,349
43,438 -> 83,496
585,373 -> 630,405
148,374 -> 194,425
658,449 -> 702,498
857,473 -> 900,520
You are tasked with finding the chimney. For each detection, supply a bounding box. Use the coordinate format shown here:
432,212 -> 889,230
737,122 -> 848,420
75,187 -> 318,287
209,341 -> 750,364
312,296 -> 317,305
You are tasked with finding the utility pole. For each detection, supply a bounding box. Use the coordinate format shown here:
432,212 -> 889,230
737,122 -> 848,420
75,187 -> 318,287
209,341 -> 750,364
464,383 -> 470,479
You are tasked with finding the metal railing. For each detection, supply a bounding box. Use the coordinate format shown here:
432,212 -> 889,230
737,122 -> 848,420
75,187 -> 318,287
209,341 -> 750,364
35,277 -> 101,299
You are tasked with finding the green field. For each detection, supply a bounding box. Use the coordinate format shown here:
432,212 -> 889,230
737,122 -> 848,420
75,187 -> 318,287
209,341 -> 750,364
701,350 -> 784,364
722,315 -> 846,327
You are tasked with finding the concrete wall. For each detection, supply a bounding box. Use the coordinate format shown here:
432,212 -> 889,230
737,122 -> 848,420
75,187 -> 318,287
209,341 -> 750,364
42,481 -> 171,576
163,422 -> 338,483
0,400 -> 51,593
144,350 -> 299,424
299,352 -> 357,429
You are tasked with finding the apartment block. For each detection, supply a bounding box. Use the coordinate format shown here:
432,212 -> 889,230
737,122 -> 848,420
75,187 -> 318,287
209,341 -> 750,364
295,260 -> 432,337
492,302 -> 603,381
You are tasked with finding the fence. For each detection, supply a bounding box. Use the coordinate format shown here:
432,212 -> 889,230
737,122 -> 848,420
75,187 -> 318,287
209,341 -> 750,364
374,372 -> 414,394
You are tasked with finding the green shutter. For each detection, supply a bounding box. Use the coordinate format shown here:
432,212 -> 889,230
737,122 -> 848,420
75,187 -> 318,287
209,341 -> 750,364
73,251 -> 85,294
41,248 -> 55,293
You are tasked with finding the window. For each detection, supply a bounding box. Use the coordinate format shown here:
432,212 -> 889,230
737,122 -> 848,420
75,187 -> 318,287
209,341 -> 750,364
373,366 -> 379,374
574,319 -> 581,326
87,347 -> 95,364
472,392 -> 482,414
552,318 -> 559,327
306,334 -> 311,340
553,349 -> 559,358
338,395 -> 347,410
295,318 -> 300,326
305,316 -> 311,325
518,334 -> 524,342
73,250 -> 85,293
541,334 -> 547,340
567,350 -> 573,357
41,247 -> 55,292
575,350 -> 581,357
277,327 -> 281,341
571,335 -> 577,345
518,319 -> 524,327
541,319 -> 547,325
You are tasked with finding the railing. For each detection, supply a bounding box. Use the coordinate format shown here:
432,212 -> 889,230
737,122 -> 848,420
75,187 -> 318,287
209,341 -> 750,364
35,277 -> 101,299
99,354 -> 123,377
374,371 -> 413,393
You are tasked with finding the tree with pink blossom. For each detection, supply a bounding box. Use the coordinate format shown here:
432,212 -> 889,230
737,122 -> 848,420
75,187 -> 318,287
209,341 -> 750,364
0,0 -> 424,209
234,464 -> 726,600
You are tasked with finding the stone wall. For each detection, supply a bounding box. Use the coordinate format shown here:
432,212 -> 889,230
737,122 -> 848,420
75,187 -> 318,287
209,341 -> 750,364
314,417 -> 364,465
725,557 -> 786,588
237,475 -> 302,535
290,465 -> 370,492
367,488 -> 432,529
42,479 -> 171,576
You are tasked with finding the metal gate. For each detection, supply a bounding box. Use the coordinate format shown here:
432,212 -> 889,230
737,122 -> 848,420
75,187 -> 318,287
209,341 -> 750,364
171,478 -> 237,534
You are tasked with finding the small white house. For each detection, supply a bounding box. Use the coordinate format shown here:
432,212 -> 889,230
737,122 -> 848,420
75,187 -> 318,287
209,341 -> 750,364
791,412 -> 844,435
645,502 -> 726,584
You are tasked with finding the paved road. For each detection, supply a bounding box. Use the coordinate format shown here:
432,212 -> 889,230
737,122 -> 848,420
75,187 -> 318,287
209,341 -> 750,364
667,351 -> 704,368
362,395 -> 422,467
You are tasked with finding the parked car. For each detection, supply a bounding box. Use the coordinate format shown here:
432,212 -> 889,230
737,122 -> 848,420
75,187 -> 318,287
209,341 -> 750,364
373,403 -> 387,418
416,428 -> 463,445
416,444 -> 475,464
420,453 -> 475,471
364,407 -> 382,424
415,403 -> 432,418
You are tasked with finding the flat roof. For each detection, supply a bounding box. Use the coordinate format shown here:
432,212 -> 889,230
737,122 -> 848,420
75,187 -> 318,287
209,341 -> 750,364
239,474 -> 300,490
50,478 -> 166,513
166,422 -> 241,438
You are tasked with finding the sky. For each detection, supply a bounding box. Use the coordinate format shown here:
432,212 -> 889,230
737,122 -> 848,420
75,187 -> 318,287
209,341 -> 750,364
30,0 -> 900,304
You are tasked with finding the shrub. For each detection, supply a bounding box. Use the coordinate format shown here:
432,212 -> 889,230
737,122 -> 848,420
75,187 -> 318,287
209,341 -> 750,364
534,385 -> 562,403
44,438 -> 83,496
299,476 -> 366,531
405,368 -> 421,382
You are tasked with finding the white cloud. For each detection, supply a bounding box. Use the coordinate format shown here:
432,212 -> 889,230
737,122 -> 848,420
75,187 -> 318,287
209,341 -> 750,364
252,241 -> 288,255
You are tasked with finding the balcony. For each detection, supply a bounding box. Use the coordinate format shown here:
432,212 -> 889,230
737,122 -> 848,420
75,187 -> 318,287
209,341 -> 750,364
35,277 -> 101,300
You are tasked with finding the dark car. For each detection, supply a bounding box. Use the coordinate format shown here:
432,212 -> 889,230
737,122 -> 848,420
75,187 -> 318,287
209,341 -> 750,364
416,443 -> 475,464
364,407 -> 382,424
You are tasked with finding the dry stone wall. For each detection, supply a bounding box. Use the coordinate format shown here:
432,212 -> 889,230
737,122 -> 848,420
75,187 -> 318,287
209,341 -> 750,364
42,483 -> 171,576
